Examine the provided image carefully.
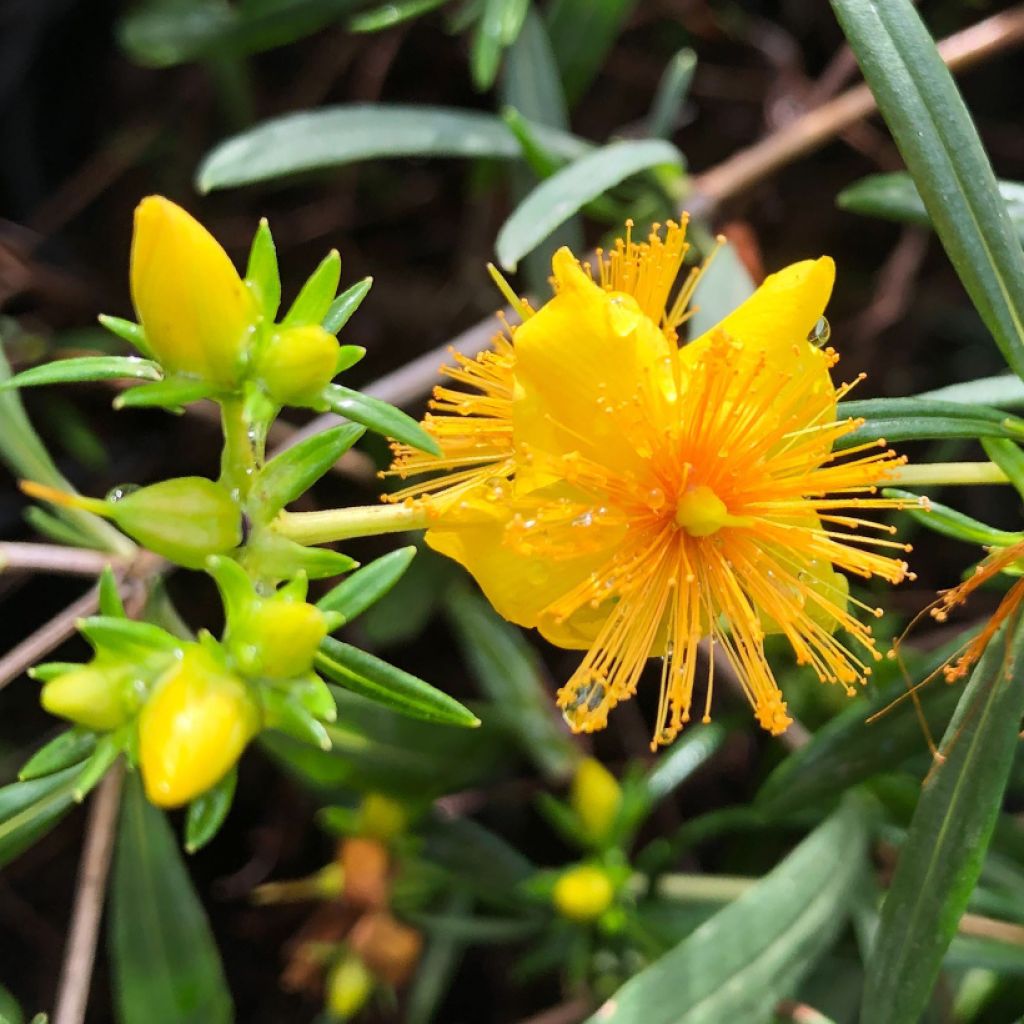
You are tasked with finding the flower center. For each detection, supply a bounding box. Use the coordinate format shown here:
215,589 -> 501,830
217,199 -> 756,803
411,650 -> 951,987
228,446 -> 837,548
674,485 -> 732,538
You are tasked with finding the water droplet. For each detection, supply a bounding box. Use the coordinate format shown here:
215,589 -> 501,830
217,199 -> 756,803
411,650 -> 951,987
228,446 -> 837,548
572,511 -> 593,528
808,316 -> 831,348
106,483 -> 140,503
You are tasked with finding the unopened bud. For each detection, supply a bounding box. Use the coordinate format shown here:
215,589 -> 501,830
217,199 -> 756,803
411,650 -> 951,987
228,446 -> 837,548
325,953 -> 374,1021
233,599 -> 328,679
552,864 -> 615,923
110,478 -> 241,568
40,666 -> 131,731
130,196 -> 256,386
256,325 -> 339,405
570,757 -> 622,846
139,645 -> 259,807
357,793 -> 407,843
349,911 -> 422,986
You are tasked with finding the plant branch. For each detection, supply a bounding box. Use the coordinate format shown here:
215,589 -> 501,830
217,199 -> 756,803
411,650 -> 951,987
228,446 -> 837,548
52,762 -> 124,1024
272,502 -> 431,546
893,462 -> 1010,487
0,542 -> 124,576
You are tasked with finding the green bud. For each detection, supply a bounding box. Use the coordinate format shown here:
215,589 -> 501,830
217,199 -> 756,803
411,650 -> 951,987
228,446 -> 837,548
326,953 -> 374,1021
232,598 -> 329,679
109,478 -> 241,568
256,325 -> 339,405
41,665 -> 132,731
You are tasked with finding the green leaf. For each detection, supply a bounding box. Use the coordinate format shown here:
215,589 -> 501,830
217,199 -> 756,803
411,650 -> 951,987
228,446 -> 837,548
641,723 -> 727,806
405,891 -> 473,1024
335,345 -> 366,374
348,0 -> 449,33
110,773 -> 232,1024
0,983 -> 23,1024
119,0 -> 366,67
316,546 -> 417,621
500,7 -> 582,295
981,437 -> 1024,500
917,373 -> 1024,408
838,172 -> 1024,245
443,581 -> 578,781
184,767 -> 237,854
0,341 -> 130,552
861,611 -> 1024,1024
99,566 -> 127,618
587,800 -> 869,1024
687,232 -> 756,337
0,767 -> 79,868
78,617 -> 179,659
19,729 -> 97,782
197,104 -> 588,192
113,377 -> 220,412
883,487 -> 1023,548
316,638 -> 479,728
264,688 -> 505,798
98,314 -> 150,357
72,734 -> 123,802
263,689 -> 332,750
245,218 -> 281,319
648,48 -> 697,140
255,423 -> 365,514
250,535 -> 358,581
545,0 -> 636,107
756,636 -> 972,818
496,139 -> 684,271
323,277 -> 372,335
282,250 -> 341,327
1,356 -> 161,391
471,0 -> 529,90
836,397 -> 1024,448
320,383 -> 441,455
830,0 -> 1024,381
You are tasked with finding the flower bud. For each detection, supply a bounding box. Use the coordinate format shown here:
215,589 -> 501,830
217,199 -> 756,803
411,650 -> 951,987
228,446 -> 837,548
256,325 -> 339,405
232,598 -> 328,679
570,757 -> 622,846
139,645 -> 259,807
325,953 -> 374,1021
357,793 -> 407,843
109,478 -> 241,568
131,196 -> 255,386
349,911 -> 422,986
551,864 -> 616,923
41,666 -> 131,731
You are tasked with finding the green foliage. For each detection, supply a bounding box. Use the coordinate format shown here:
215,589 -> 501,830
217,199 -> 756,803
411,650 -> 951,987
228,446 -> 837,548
110,773 -> 233,1023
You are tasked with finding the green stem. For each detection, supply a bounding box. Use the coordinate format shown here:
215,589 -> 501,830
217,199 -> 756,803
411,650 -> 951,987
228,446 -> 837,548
892,462 -> 1010,486
220,398 -> 257,499
650,872 -> 756,903
273,503 -> 431,545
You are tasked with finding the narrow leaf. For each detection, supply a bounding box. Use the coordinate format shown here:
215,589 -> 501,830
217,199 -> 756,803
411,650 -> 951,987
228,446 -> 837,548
917,374 -> 1024,408
98,314 -> 150,356
256,423 -> 365,514
648,48 -> 697,140
114,377 -> 219,411
184,768 -> 237,855
317,546 -> 417,621
110,773 -> 233,1023
321,383 -> 441,455
861,611 -> 1024,1024
838,172 -> 1024,245
348,0 -> 449,33
1,356 -> 161,391
496,139 -> 685,271
245,218 -> 281,319
837,397 -> 1024,448
443,582 -> 577,780
883,487 -> 1023,548
0,767 -> 79,867
197,104 -> 588,192
589,800 -> 869,1024
981,437 -> 1024,500
19,729 -> 97,782
830,0 -> 1024,380
316,637 -> 479,728
323,277 -> 372,335
282,250 -> 341,327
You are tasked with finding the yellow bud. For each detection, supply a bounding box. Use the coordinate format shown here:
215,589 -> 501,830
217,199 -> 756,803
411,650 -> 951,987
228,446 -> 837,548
235,600 -> 328,679
256,325 -> 339,405
570,757 -> 622,845
139,646 -> 259,807
41,667 -> 130,731
131,196 -> 255,386
325,954 -> 374,1020
358,793 -> 408,843
552,864 -> 615,923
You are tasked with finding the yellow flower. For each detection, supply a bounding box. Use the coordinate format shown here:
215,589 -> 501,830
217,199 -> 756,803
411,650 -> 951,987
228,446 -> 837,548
570,757 -> 622,846
387,220 -> 911,746
131,195 -> 255,386
139,645 -> 260,807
